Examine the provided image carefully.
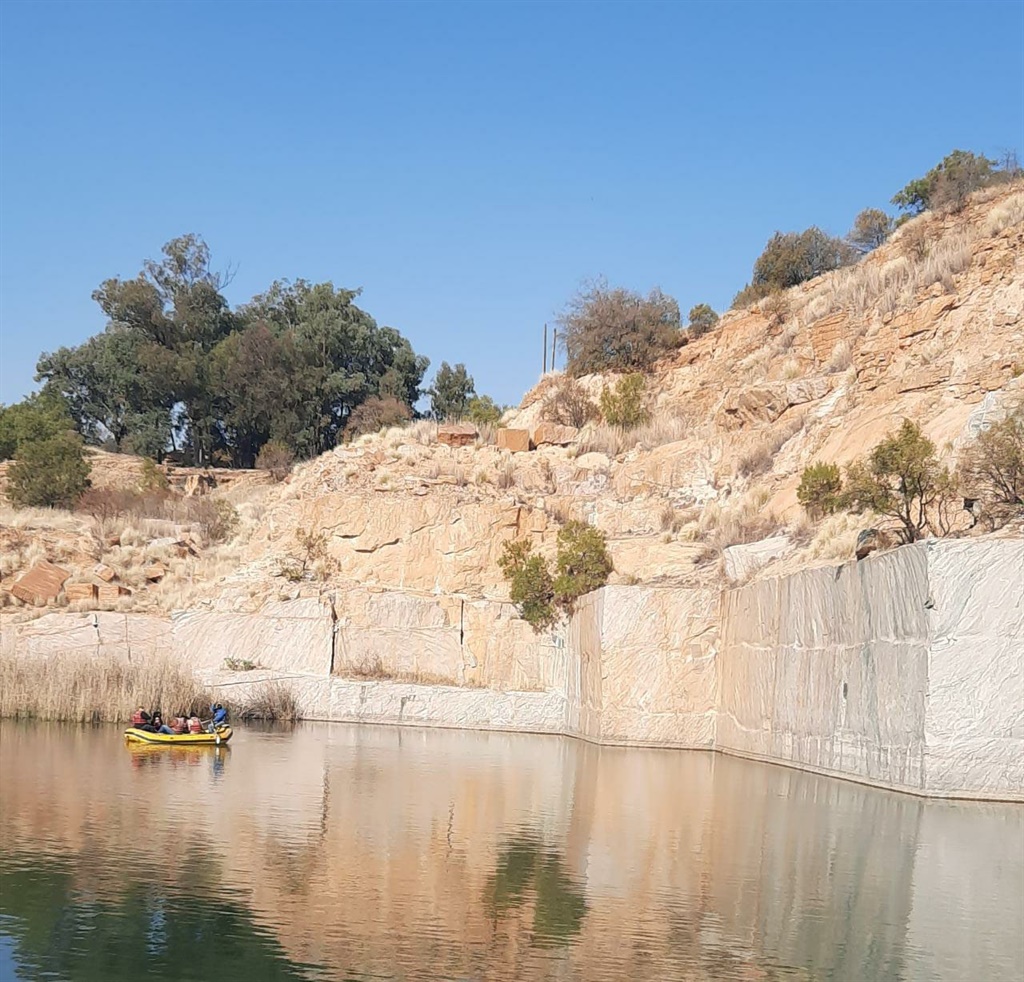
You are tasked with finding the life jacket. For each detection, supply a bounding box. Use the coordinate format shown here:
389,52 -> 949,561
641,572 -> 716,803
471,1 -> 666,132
171,718 -> 187,734
188,717 -> 203,734
131,710 -> 146,726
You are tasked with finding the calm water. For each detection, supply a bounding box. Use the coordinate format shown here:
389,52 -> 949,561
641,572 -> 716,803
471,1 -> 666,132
0,721 -> 1021,982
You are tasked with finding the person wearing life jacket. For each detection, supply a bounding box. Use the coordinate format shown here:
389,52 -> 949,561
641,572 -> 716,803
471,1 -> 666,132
170,713 -> 188,735
131,708 -> 151,728
187,714 -> 203,734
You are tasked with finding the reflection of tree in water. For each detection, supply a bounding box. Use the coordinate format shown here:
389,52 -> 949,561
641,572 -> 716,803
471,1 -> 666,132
486,833 -> 587,948
0,852 -> 315,982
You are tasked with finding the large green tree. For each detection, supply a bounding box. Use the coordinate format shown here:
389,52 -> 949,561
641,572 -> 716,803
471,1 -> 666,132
428,362 -> 475,420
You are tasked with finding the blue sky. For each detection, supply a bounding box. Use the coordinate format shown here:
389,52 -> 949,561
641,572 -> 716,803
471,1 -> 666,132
1,0 -> 1021,407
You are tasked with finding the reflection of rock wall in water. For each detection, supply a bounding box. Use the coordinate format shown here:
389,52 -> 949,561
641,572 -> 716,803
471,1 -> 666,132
3,539 -> 1021,799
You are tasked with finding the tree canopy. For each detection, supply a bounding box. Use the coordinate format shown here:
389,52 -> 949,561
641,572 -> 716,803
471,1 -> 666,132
34,236 -> 430,466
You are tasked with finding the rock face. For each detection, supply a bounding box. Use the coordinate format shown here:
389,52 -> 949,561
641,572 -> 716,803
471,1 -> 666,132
496,427 -> 530,452
717,538 -> 1024,799
65,583 -> 98,603
11,561 -> 69,606
436,423 -> 478,447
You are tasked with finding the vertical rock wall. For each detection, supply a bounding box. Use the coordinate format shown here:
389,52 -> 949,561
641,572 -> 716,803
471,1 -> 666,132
717,539 -> 1023,799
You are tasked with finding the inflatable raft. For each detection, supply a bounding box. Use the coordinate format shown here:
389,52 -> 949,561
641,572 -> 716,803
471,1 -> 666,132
124,725 -> 232,746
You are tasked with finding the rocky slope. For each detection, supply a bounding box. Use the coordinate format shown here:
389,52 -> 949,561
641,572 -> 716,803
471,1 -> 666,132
2,186 -> 1022,628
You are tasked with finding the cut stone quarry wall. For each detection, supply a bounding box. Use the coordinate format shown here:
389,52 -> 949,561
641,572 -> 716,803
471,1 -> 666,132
2,539 -> 1020,799
717,538 -> 1023,800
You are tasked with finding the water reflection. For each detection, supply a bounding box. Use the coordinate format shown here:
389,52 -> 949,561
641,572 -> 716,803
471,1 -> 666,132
486,833 -> 587,948
0,720 -> 1021,982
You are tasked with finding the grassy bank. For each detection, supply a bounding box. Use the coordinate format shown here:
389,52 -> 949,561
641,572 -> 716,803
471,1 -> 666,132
0,654 -> 300,723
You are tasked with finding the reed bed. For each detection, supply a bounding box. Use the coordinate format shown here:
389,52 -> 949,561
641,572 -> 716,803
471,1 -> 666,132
232,681 -> 300,721
0,653 -> 216,723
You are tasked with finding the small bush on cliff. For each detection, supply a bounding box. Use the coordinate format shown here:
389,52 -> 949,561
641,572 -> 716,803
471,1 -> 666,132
687,303 -> 719,338
892,150 -> 997,216
599,374 -> 649,429
138,457 -> 170,493
499,522 -> 613,632
7,433 -> 91,509
344,396 -> 413,441
839,419 -> 959,543
466,395 -> 504,426
552,521 -> 614,614
541,376 -> 598,428
498,540 -> 558,631
558,279 -> 682,375
0,391 -> 72,461
847,208 -> 894,253
797,462 -> 844,518
957,405 -> 1024,528
256,439 -> 296,481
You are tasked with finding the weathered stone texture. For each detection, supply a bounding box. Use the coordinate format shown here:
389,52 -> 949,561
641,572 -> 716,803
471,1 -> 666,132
717,539 -> 1023,799
495,428 -> 530,452
436,423 -> 478,447
11,560 -> 69,606
531,423 -> 578,446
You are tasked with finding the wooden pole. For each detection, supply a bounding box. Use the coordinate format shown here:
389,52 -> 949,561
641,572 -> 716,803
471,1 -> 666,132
543,323 -> 548,374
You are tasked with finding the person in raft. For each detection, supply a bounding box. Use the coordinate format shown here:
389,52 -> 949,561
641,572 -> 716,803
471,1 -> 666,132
188,713 -> 203,734
211,704 -> 228,726
150,712 -> 174,735
170,713 -> 188,735
131,707 -> 152,730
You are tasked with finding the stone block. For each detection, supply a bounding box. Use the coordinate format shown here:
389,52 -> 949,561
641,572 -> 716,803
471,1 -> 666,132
144,563 -> 167,582
97,584 -> 131,606
11,560 -> 70,606
496,428 -> 530,452
437,423 -> 478,447
531,423 -> 578,446
93,563 -> 116,582
65,583 -> 98,603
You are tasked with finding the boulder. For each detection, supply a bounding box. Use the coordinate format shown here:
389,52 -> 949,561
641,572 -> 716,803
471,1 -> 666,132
96,584 -> 131,606
10,560 -> 70,607
531,423 -> 578,447
496,428 -> 530,452
437,423 -> 478,448
144,563 -> 167,582
93,563 -> 116,582
65,583 -> 98,603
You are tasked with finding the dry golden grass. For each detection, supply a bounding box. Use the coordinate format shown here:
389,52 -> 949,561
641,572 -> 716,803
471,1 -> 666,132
697,489 -> 784,559
0,653 -> 216,723
233,681 -> 300,721
577,414 -> 687,457
982,191 -> 1024,236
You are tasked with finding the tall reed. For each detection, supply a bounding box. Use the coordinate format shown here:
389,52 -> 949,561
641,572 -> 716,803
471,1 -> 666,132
0,654 -> 216,723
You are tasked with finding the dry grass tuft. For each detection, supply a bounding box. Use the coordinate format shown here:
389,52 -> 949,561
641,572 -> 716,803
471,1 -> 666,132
982,192 -> 1024,236
0,654 -> 216,723
577,413 -> 687,457
232,681 -> 300,721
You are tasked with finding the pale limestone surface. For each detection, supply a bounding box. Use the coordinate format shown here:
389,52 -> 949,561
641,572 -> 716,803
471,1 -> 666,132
172,597 -> 333,675
4,541 -> 1020,799
717,539 -> 1024,799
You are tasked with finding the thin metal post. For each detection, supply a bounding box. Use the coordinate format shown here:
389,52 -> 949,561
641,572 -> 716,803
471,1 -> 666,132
543,323 -> 548,374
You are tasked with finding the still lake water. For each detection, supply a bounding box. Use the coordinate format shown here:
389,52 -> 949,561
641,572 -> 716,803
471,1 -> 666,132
0,721 -> 1021,982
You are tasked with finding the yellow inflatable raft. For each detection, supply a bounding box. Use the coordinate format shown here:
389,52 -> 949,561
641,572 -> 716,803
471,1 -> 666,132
124,725 -> 232,746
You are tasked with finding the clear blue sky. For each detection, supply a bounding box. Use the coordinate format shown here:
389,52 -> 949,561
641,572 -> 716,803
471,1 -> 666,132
1,0 -> 1021,408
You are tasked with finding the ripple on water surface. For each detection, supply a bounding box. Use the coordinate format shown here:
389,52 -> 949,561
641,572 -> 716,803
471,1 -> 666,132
0,720 -> 1021,981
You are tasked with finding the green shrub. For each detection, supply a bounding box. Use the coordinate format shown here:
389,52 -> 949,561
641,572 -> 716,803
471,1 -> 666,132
0,392 -> 73,461
498,540 -> 557,631
892,150 -> 996,215
599,374 -> 649,429
466,395 -> 504,426
256,439 -> 296,481
138,457 -> 170,492
687,303 -> 719,338
839,419 -> 958,542
6,433 -> 91,509
751,228 -> 856,293
552,521 -> 614,614
499,522 -> 613,632
797,462 -> 843,518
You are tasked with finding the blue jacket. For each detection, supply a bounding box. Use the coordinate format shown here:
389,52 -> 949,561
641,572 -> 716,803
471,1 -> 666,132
212,706 -> 228,725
